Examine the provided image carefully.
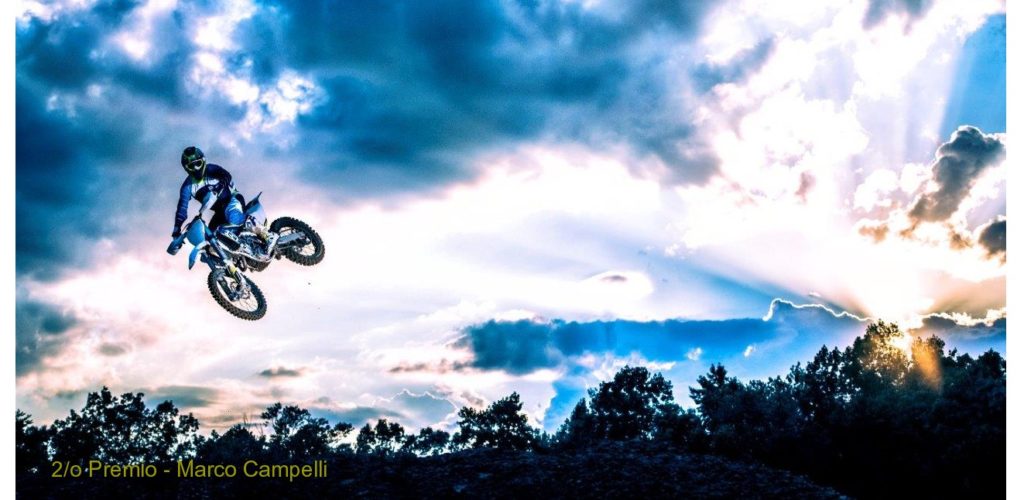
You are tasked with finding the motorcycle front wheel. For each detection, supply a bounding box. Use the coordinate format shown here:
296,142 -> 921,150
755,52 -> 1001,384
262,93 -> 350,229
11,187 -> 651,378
207,268 -> 267,320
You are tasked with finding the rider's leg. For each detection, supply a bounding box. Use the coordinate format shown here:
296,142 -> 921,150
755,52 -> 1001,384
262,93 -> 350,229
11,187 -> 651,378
212,196 -> 245,233
224,196 -> 245,227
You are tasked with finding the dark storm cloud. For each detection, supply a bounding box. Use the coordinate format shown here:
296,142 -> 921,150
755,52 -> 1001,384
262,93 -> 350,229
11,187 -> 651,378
388,359 -> 472,374
16,0 -> 732,284
907,126 -> 1005,226
910,314 -> 1005,354
309,391 -> 458,429
977,217 -> 1006,259
97,343 -> 130,356
258,366 -> 306,378
863,0 -> 933,29
15,77 -> 184,281
16,296 -> 79,376
16,1 -> 258,284
146,385 -> 223,409
16,82 -> 104,281
454,319 -> 564,375
16,2 -> 191,104
310,406 -> 404,426
454,300 -> 867,375
236,0 -> 726,193
692,37 -> 777,92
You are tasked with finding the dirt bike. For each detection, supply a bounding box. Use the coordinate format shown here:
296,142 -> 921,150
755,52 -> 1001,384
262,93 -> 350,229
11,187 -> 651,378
167,192 -> 325,320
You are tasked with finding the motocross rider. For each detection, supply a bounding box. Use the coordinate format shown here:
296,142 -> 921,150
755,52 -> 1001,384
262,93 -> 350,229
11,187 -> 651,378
172,145 -> 274,254
172,146 -> 247,239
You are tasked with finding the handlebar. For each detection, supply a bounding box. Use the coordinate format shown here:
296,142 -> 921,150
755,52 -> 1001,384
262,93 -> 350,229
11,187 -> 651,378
168,192 -> 217,256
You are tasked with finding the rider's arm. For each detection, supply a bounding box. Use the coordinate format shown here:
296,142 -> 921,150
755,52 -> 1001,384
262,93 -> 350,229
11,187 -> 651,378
173,180 -> 190,236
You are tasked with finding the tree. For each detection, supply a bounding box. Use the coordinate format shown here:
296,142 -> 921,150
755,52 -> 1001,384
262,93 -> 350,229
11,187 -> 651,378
453,393 -> 536,451
651,405 -> 706,451
16,411 -> 50,478
355,419 -> 407,456
587,366 -> 676,441
197,424 -> 267,464
788,346 -> 849,425
843,321 -> 911,391
49,387 -> 199,465
557,366 -> 702,450
402,427 -> 451,456
691,365 -> 800,458
554,398 -> 597,448
260,403 -> 353,460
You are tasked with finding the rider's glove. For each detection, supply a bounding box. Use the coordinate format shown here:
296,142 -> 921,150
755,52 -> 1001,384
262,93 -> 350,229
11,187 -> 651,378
172,227 -> 182,239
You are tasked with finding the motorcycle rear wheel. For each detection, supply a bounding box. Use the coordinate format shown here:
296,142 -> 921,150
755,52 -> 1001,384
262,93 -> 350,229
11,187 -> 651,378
270,217 -> 325,266
207,268 -> 267,320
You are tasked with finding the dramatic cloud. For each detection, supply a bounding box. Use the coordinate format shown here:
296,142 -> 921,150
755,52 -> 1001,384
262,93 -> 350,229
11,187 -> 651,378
907,126 -> 1005,225
692,37 -> 777,92
97,343 -> 130,357
244,0 -> 729,192
863,0 -> 934,28
976,217 -> 1006,259
310,406 -> 404,427
388,360 -> 472,375
145,385 -> 223,409
858,222 -> 891,243
15,296 -> 78,376
258,366 -> 306,378
14,0 -> 739,284
386,390 -> 460,428
454,300 -> 868,376
853,125 -> 1005,268
910,312 -> 1005,354
309,390 -> 458,430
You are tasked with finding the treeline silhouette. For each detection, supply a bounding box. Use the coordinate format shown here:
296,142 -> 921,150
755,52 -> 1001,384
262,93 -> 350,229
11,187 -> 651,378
17,322 -> 1005,498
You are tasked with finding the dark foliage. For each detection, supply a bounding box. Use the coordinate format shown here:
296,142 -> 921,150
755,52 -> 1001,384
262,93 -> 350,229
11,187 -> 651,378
556,365 -> 706,451
402,427 -> 452,456
15,322 -> 1005,498
16,410 -> 51,479
355,419 -> 407,456
690,321 -> 1006,498
453,392 -> 537,451
47,387 -> 200,465
260,403 -> 353,460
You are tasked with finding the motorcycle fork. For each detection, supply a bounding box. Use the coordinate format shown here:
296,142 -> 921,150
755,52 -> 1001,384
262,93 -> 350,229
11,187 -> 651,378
210,241 -> 249,299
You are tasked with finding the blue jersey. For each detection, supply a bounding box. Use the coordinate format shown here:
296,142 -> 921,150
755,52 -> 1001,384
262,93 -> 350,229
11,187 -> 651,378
173,163 -> 238,231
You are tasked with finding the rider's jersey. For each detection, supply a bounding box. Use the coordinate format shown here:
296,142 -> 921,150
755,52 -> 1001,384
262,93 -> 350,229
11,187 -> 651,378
173,163 -> 239,232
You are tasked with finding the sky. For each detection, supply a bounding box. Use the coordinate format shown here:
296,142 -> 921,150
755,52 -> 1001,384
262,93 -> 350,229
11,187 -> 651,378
15,0 -> 1008,433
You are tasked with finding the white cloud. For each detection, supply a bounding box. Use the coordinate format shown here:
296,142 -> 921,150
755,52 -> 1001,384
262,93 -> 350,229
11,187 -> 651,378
111,0 -> 178,62
854,169 -> 899,211
669,0 -> 1005,324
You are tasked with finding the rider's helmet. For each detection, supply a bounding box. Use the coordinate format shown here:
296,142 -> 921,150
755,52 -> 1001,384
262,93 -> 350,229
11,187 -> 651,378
181,146 -> 207,179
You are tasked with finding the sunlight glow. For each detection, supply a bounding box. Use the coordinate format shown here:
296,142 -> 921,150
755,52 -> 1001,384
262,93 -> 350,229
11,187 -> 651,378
889,331 -> 914,355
